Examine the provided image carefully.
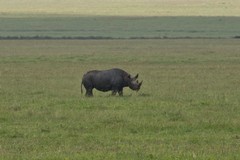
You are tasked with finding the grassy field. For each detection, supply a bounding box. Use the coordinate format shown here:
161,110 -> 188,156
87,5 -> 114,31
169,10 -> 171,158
1,16 -> 240,39
0,39 -> 240,159
0,0 -> 239,16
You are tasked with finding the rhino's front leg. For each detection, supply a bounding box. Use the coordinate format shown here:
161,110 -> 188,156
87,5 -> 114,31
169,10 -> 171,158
111,90 -> 117,96
118,90 -> 123,96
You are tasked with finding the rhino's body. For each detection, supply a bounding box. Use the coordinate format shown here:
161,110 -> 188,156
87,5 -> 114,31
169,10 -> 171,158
81,68 -> 142,96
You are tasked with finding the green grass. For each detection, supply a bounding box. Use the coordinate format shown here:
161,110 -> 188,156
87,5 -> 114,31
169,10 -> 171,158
1,16 -> 240,39
0,39 -> 240,159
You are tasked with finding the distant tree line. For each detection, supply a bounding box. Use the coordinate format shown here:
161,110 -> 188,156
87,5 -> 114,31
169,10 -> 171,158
0,36 -> 239,40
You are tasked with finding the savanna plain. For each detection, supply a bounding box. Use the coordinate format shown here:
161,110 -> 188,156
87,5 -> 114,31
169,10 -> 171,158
0,39 -> 240,159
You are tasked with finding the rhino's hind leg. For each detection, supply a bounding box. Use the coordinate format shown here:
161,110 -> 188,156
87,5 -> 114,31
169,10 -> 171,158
86,89 -> 93,97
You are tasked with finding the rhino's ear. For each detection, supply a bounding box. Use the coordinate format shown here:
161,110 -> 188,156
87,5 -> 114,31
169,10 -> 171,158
127,74 -> 131,79
133,74 -> 138,80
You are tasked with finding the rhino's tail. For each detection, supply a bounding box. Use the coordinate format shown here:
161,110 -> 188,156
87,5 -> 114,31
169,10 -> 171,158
81,80 -> 83,94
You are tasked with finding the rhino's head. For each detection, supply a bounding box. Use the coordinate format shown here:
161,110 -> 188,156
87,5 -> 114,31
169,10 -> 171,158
127,74 -> 143,91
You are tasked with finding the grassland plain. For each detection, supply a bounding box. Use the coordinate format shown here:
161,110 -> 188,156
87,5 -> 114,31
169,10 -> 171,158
0,0 -> 239,16
1,16 -> 240,39
0,39 -> 240,159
